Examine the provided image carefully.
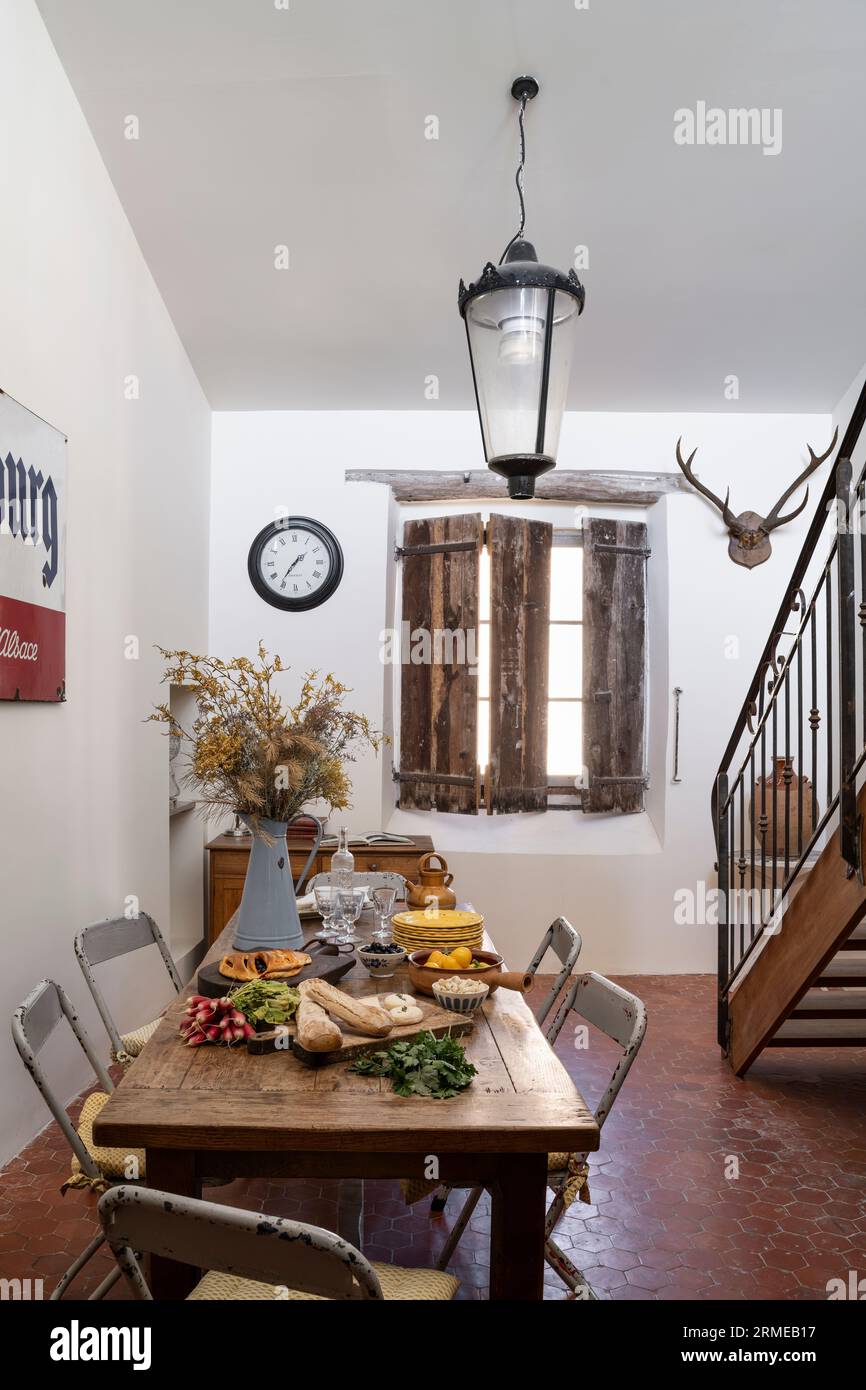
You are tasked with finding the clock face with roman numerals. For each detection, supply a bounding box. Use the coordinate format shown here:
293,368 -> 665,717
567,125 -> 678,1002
248,516 -> 344,611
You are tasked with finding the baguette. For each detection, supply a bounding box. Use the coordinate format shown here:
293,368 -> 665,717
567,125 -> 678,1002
300,978 -> 393,1037
296,996 -> 343,1053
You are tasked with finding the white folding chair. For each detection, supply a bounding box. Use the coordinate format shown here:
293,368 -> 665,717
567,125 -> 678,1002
74,912 -> 181,1065
98,1185 -> 459,1301
436,972 -> 647,1298
11,979 -> 135,1299
430,916 -> 582,1214
525,916 -> 583,1032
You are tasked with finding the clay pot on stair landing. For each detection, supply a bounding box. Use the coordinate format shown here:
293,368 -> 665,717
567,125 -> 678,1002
749,756 -> 816,855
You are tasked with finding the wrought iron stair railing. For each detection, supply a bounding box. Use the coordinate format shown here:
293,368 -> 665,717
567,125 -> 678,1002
713,376 -> 866,1051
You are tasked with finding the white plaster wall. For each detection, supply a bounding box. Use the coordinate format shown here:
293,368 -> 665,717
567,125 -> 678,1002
210,407 -> 830,975
0,0 -> 211,1166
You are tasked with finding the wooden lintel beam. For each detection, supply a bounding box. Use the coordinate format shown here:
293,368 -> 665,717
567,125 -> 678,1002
345,469 -> 686,506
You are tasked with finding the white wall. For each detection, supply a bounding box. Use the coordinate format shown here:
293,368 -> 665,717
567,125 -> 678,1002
210,407 -> 830,975
0,0 -> 211,1165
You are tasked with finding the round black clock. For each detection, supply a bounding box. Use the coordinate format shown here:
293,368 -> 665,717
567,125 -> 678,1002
247,516 -> 344,611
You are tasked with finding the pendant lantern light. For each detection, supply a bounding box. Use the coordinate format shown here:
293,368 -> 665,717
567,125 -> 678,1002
458,77 -> 585,499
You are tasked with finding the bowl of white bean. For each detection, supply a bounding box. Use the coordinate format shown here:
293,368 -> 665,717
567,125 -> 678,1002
432,976 -> 490,1014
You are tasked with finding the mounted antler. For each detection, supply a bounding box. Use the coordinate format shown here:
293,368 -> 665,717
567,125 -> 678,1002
761,431 -> 839,532
674,427 -> 838,568
674,440 -> 743,535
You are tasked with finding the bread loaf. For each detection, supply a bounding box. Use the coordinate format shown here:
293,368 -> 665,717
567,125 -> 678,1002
300,978 -> 392,1037
219,952 -> 260,982
296,996 -> 342,1053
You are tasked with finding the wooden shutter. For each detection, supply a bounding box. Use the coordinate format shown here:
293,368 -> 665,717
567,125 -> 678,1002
488,514 -> 552,813
582,518 -> 648,814
397,514 -> 482,813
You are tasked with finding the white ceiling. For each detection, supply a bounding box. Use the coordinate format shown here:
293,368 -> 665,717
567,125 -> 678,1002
37,0 -> 866,412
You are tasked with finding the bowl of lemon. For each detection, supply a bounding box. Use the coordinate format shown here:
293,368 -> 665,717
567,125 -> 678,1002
407,947 -> 532,998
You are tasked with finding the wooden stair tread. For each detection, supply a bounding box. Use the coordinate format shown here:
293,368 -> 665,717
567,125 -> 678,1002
773,1016 -> 866,1038
792,987 -> 866,1017
817,953 -> 866,983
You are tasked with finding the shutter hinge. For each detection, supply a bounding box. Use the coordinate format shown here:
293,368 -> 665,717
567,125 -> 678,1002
395,537 -> 482,560
393,769 -> 476,788
592,772 -> 651,789
594,543 -> 652,557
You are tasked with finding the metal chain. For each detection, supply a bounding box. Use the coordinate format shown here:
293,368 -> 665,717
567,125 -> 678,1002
499,95 -> 528,264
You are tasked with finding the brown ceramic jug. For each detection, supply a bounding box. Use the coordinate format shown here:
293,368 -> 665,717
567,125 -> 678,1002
749,756 -> 816,854
405,852 -> 457,910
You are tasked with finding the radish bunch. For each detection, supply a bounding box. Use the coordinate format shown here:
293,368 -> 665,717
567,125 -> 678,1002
179,994 -> 255,1047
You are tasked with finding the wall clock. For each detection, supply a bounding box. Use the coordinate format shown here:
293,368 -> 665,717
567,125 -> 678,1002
247,516 -> 344,611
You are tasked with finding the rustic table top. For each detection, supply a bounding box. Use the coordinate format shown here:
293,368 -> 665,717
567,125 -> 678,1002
93,912 -> 598,1157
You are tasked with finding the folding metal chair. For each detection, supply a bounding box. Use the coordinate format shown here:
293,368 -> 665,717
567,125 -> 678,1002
526,916 -> 583,1031
98,1185 -> 459,1301
74,912 -> 181,1065
11,979 -> 138,1299
430,916 -> 582,1214
436,972 -> 647,1298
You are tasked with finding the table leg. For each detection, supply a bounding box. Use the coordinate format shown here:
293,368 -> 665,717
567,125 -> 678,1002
489,1153 -> 548,1301
145,1148 -> 201,1299
336,1177 -> 364,1248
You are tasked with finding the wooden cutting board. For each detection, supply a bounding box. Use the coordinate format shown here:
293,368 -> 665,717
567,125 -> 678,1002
197,938 -> 355,998
251,988 -> 475,1067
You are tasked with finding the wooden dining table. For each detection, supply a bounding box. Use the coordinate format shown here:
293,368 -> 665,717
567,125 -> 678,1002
93,910 -> 598,1301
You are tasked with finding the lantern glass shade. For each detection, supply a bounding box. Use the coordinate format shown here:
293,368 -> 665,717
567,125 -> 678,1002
464,285 -> 580,466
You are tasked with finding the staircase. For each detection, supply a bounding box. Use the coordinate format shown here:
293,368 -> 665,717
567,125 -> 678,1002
715,380 -> 866,1074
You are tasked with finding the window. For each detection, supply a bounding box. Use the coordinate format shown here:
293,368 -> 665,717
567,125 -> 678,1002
477,536 -> 583,778
395,509 -> 647,816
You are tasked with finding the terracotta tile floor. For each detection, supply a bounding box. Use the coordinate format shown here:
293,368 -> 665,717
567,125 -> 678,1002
2,974 -> 865,1301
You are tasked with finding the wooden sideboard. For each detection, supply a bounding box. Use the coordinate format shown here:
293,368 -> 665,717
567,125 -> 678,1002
206,833 -> 436,943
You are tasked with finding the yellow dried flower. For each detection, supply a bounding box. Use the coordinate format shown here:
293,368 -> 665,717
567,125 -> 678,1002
150,645 -> 382,824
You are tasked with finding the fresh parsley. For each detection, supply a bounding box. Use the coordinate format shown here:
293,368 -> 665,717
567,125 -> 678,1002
350,1030 -> 477,1099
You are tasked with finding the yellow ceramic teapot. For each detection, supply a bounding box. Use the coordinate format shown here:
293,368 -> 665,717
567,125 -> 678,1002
405,852 -> 457,911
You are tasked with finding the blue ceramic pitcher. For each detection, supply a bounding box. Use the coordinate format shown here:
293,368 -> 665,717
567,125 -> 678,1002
233,814 -> 305,951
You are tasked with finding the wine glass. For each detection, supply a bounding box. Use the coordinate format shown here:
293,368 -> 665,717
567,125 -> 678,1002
371,887 -> 396,945
314,885 -> 339,942
334,888 -> 365,946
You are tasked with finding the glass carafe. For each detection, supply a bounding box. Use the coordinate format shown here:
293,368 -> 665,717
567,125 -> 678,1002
331,826 -> 355,893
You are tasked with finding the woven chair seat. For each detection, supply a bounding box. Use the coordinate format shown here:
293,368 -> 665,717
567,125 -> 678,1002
114,1018 -> 161,1064
63,1091 -> 146,1192
547,1152 -> 591,1209
403,1152 -> 591,1210
188,1264 -> 459,1302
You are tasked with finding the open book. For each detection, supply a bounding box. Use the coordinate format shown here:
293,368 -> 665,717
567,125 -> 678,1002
319,832 -> 416,848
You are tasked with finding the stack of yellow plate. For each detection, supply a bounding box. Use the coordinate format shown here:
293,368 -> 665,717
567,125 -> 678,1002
391,908 -> 484,952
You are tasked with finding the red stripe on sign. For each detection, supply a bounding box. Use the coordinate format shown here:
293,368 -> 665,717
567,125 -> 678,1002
0,594 -> 65,701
